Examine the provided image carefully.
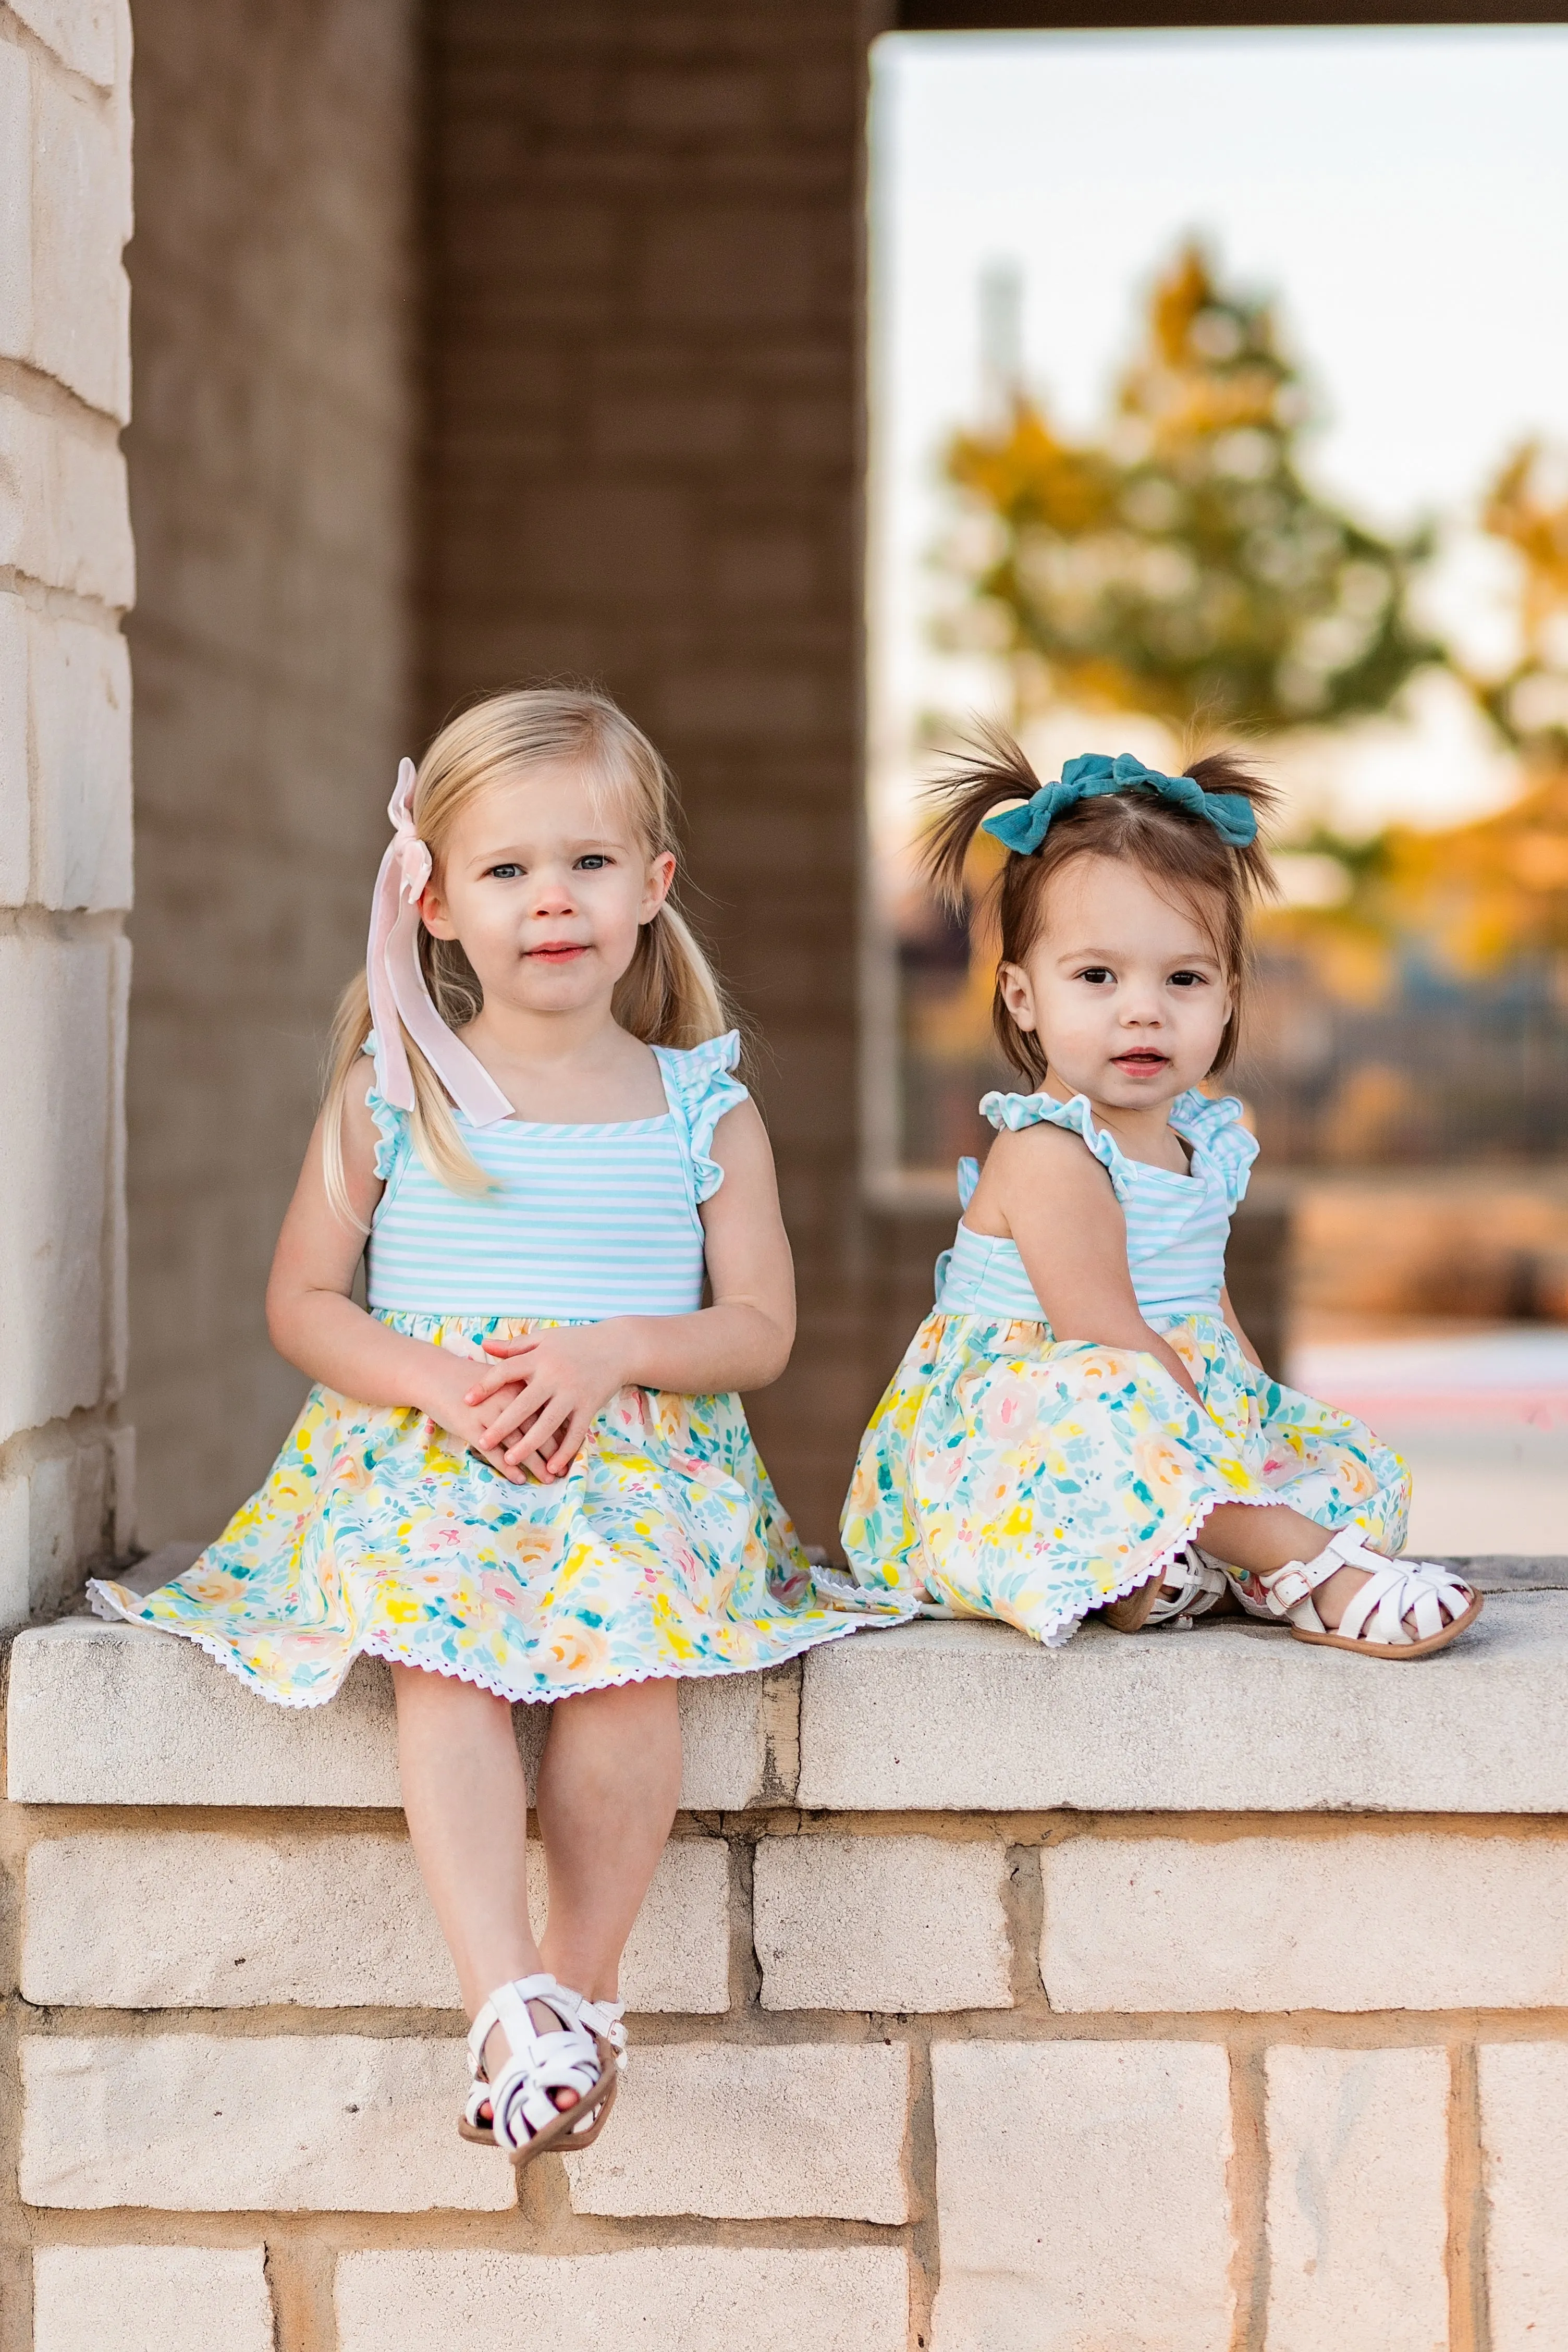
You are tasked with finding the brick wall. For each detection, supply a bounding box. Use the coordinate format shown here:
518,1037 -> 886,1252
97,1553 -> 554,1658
424,0 -> 909,1544
8,1597 -> 1568,2347
0,0 -> 134,1627
121,0 -> 417,1546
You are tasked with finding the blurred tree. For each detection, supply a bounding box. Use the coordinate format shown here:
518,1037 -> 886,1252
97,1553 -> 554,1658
942,243 -> 1441,734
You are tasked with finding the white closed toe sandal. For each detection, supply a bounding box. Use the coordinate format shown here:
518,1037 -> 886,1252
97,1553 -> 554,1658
1218,1528 -> 1483,1659
459,1974 -> 627,2168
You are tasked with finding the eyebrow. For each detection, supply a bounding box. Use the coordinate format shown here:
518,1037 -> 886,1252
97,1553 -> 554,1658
469,835 -> 628,862
1055,943 -> 1222,964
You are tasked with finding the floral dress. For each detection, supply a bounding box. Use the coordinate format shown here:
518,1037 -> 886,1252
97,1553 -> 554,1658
91,1034 -> 897,1707
840,1088 -> 1410,1649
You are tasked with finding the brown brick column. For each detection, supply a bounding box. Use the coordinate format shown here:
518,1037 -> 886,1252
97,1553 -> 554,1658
424,0 -> 898,1540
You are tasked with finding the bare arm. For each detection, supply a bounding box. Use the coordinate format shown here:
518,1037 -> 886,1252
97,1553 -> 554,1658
974,1124 -> 1201,1402
467,1096 -> 797,1476
265,1079 -> 528,1477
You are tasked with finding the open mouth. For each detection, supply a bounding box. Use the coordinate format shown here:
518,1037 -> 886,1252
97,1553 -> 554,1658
1112,1051 -> 1170,1074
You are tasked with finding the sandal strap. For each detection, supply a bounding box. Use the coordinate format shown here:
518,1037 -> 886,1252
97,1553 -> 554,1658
1333,1559 -> 1475,1647
1255,1545 -> 1341,1628
468,1974 -> 611,2155
1144,1547 -> 1229,1624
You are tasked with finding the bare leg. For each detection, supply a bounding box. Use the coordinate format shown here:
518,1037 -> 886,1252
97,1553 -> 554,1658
1199,1501 -> 1416,1632
391,1664 -> 573,2107
535,1676 -> 683,2003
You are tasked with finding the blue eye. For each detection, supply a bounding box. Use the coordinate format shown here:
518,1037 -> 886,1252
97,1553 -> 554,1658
486,863 -> 523,880
575,853 -> 609,871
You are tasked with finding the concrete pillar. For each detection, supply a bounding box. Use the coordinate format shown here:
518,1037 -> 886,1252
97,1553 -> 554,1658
0,0 -> 135,1623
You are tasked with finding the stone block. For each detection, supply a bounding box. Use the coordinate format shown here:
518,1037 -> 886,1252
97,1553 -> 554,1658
0,937 -> 114,1442
799,1609 -> 1568,1814
7,0 -> 119,90
1480,2041 -> 1568,2347
0,1468 -> 27,1628
1042,1831 -> 1568,2011
755,1833 -> 1011,2012
28,610 -> 132,908
22,1828 -> 730,2014
7,1616 -> 794,1809
19,2035 -> 512,2211
1266,2047 -> 1449,2351
0,591 -> 28,902
30,69 -> 131,419
564,2040 -> 908,2220
0,43 -> 30,362
336,2248 -> 909,2352
33,2245 -> 274,2352
0,394 -> 134,605
23,1437 -> 109,1616
931,2039 -> 1234,2350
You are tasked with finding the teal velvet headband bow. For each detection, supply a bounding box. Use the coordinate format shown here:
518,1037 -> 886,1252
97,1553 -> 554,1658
980,752 -> 1258,853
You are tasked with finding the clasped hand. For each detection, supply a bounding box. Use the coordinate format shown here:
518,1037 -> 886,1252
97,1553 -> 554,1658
457,1324 -> 632,1483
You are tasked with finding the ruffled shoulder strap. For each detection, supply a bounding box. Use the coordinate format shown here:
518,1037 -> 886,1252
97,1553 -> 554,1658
362,1034 -> 410,1182
1170,1088 -> 1259,1208
654,1029 -> 748,1204
979,1087 -> 1133,1198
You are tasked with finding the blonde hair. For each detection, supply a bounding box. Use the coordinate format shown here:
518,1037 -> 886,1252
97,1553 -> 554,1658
322,686 -> 731,1224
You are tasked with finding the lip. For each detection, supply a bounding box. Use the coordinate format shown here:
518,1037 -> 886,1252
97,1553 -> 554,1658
1112,1051 -> 1170,1073
527,943 -> 589,961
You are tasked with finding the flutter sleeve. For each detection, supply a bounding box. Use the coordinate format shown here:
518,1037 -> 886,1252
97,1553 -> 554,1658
978,1087 -> 1135,1202
1172,1089 -> 1259,1209
361,1034 -> 410,1183
656,1030 -> 749,1204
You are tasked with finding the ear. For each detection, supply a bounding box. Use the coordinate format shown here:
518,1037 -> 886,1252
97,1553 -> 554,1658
640,849 -> 677,924
418,877 -> 460,941
997,960 -> 1039,1034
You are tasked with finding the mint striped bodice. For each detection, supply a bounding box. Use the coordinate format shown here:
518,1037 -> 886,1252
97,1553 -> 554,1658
934,1087 -> 1258,1325
364,1031 -> 745,1320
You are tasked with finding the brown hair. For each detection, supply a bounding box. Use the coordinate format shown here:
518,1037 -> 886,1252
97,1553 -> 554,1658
322,686 -> 732,1224
922,724 -> 1279,1088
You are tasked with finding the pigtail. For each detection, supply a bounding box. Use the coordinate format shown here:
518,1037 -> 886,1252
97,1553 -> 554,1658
613,900 -> 732,1051
921,722 -> 1047,912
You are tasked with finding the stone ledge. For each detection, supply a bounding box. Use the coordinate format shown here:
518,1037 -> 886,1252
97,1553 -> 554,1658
11,1586 -> 1568,1816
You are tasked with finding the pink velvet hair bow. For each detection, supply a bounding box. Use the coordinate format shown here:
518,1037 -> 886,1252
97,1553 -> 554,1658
365,758 -> 512,1126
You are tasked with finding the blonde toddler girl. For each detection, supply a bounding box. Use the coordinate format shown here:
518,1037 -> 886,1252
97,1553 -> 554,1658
93,688 -> 882,2166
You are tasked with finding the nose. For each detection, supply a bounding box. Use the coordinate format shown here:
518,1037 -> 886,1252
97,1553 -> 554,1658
530,866 -> 577,916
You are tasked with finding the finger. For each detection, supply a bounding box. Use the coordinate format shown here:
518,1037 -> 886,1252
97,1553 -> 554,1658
480,1385 -> 553,1449
481,1336 -> 537,1362
463,1358 -> 533,1403
508,1397 -> 574,1472
544,1412 -> 590,1480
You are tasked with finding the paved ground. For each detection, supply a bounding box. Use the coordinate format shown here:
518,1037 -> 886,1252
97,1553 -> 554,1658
1288,1324 -> 1568,1554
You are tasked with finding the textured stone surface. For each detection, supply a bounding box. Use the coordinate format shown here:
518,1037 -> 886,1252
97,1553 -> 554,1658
7,0 -> 120,90
335,2248 -> 909,2352
1480,2041 -> 1568,2349
27,609 -> 133,910
8,1616 -> 793,1810
1265,2047 -> 1449,2351
755,1833 -> 1011,2012
0,395 -> 133,604
22,1827 -> 730,2013
564,2040 -> 909,2220
0,590 -> 27,903
1042,1831 -> 1568,2011
800,1608 -> 1568,1813
33,2244 -> 273,2352
0,939 -> 116,1443
30,63 -> 132,418
0,44 -> 28,380
931,2039 -> 1234,2351
19,2035 -> 511,2211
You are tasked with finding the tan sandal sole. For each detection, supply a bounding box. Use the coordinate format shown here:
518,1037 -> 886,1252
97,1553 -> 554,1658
1290,1587 -> 1484,1660
458,2031 -> 620,2166
1099,1571 -> 1168,1633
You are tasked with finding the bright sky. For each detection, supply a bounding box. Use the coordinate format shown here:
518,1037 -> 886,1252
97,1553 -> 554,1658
868,27 -> 1568,848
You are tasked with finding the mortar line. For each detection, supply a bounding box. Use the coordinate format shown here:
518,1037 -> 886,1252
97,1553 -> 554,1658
903,2031 -> 938,2352
1447,2040 -> 1492,2352
1226,2041 -> 1268,2352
